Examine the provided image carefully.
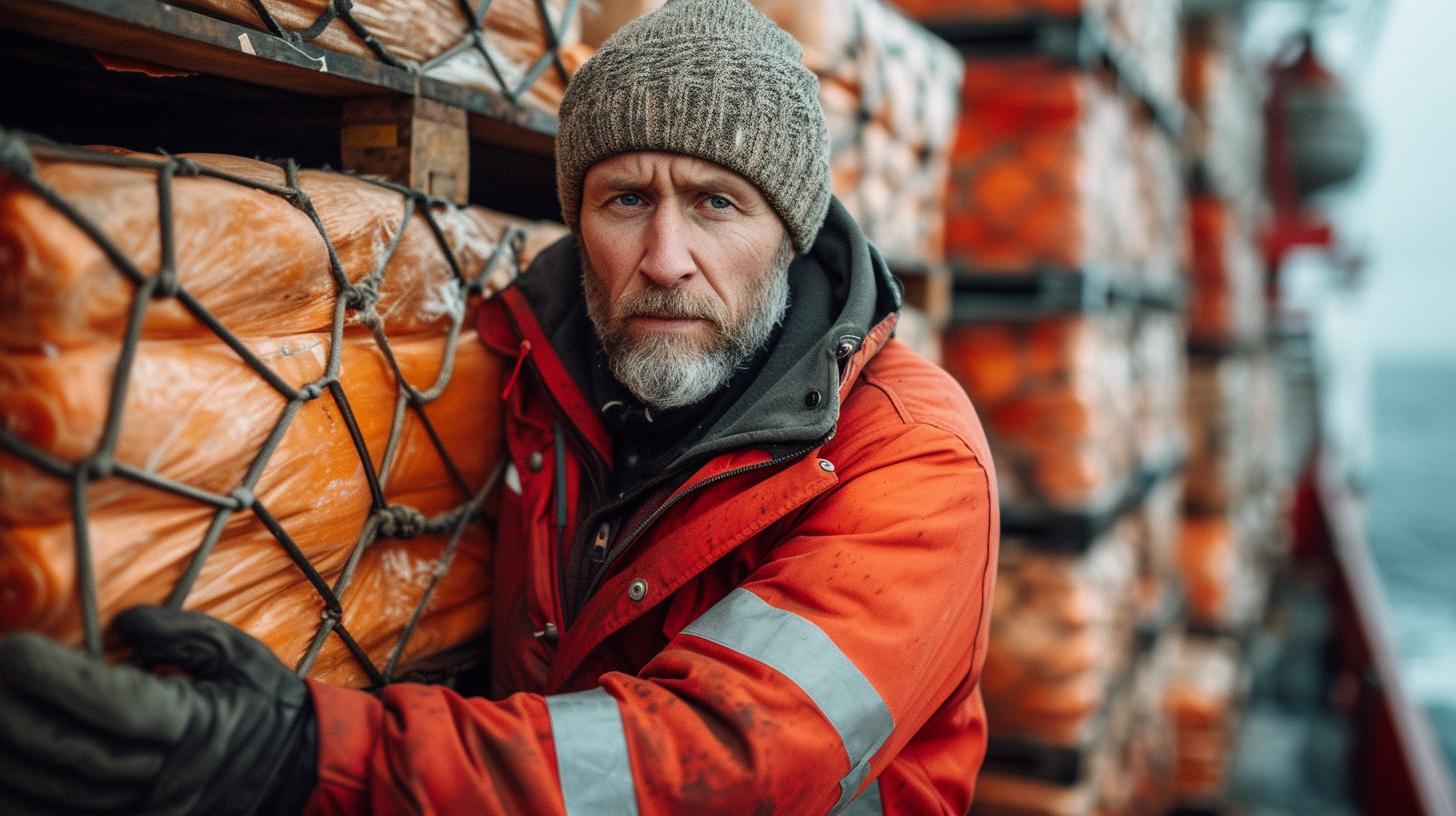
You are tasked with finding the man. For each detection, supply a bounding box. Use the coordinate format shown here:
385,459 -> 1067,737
0,0 -> 998,813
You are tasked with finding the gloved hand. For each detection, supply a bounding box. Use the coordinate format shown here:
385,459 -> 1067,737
0,606 -> 318,816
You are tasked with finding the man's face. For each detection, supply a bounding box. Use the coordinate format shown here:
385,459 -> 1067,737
578,151 -> 793,409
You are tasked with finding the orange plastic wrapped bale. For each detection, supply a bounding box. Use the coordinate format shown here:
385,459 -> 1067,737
1129,312 -> 1186,471
752,0 -> 863,88
1183,355 -> 1260,513
1164,633 -> 1241,803
943,316 -> 1135,512
1181,17 -> 1267,221
970,771 -> 1101,816
1177,511 -> 1268,633
166,0 -> 583,113
0,149 -> 556,351
893,0 -> 1109,26
0,140 -> 567,687
947,58 -> 1135,278
1129,115 -> 1189,292
760,0 -> 961,262
1121,475 -> 1183,629
1103,0 -> 1181,108
579,0 -> 664,46
1187,195 -> 1266,347
981,532 -> 1138,746
1120,628 -> 1178,815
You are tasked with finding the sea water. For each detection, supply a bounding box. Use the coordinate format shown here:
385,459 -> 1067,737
1366,359 -> 1456,782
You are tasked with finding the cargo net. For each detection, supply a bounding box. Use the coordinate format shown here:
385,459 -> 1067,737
221,0 -> 582,107
0,129 -> 527,689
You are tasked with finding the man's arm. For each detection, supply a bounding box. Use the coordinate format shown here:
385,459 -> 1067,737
307,419 -> 996,815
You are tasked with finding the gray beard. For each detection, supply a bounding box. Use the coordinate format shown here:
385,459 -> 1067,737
582,239 -> 793,410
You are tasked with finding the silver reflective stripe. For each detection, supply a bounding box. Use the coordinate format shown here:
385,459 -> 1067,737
681,588 -> 895,813
839,778 -> 884,816
545,688 -> 639,816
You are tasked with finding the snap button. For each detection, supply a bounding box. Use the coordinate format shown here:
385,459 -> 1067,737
804,390 -> 822,408
627,579 -> 648,602
818,459 -> 835,473
532,622 -> 559,644
527,451 -> 544,472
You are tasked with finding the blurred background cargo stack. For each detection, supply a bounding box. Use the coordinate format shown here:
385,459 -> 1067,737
897,0 -> 1208,811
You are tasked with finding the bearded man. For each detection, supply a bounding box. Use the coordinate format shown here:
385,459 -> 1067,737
0,1 -> 999,813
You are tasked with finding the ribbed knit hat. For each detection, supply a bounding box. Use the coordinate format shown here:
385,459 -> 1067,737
556,0 -> 831,253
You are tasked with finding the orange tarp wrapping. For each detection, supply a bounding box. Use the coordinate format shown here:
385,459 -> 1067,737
168,0 -> 585,112
892,0 -> 1106,24
1187,195 -> 1266,348
760,0 -> 961,263
948,58 -> 1135,277
1,144 -> 566,686
982,533 -> 1137,745
0,151 -> 553,349
943,316 -> 1134,512
1165,634 -> 1240,801
1130,312 -> 1186,471
1124,475 -> 1182,627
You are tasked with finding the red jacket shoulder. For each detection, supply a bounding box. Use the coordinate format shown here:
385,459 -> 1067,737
843,337 -> 995,470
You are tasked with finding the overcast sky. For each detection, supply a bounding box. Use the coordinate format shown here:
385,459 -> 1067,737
1335,0 -> 1456,362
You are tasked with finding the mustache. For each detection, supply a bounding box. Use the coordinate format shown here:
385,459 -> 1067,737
613,286 -> 727,328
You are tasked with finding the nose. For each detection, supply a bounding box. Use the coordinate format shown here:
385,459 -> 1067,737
637,205 -> 696,288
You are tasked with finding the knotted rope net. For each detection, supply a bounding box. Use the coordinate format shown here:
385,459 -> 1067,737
0,128 -> 549,688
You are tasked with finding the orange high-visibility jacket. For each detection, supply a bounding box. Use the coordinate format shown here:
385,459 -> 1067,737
303,200 -> 1000,815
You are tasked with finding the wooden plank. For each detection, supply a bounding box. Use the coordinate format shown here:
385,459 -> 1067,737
891,259 -> 952,329
0,0 -> 556,154
342,96 -> 469,203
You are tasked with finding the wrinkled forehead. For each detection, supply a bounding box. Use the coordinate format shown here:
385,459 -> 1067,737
583,151 -> 765,201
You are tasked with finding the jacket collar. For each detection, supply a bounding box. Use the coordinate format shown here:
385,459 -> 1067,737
479,196 -> 902,465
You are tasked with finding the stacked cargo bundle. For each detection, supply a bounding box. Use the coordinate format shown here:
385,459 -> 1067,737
912,1 -> 1193,812
1170,10 -> 1287,812
0,131 -> 567,688
745,0 -> 963,273
168,0 -> 590,114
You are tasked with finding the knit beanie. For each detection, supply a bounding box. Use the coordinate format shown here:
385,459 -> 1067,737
556,0 -> 832,253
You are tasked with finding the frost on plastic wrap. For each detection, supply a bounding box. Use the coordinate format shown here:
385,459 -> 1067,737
0,134 -> 568,688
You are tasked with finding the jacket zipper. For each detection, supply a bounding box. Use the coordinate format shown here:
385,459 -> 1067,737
580,441 -> 825,604
497,310 -> 612,631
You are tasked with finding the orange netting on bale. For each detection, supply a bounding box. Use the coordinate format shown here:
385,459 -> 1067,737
0,130 -> 566,688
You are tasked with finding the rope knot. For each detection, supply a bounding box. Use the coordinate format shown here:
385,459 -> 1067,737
344,282 -> 379,312
170,156 -> 202,177
376,504 -> 425,538
152,268 -> 181,300
85,454 -> 114,480
230,487 -> 255,509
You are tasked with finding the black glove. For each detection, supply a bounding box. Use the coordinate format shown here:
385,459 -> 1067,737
0,606 -> 318,816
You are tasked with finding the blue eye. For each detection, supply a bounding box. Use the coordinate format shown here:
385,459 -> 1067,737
616,193 -> 642,206
707,195 -> 732,210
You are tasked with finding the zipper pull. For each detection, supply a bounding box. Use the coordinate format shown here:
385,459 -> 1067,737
500,340 -> 532,401
590,522 -> 611,565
